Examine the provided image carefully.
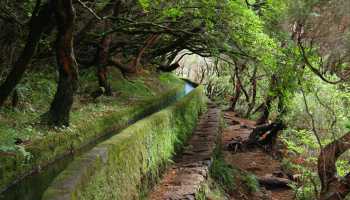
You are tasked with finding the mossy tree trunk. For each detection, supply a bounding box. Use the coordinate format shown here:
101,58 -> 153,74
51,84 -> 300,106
97,31 -> 112,96
0,1 -> 54,107
318,133 -> 350,200
48,0 -> 78,126
94,1 -> 123,96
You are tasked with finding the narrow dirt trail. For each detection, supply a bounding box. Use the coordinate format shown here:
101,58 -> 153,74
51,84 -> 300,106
223,111 -> 295,200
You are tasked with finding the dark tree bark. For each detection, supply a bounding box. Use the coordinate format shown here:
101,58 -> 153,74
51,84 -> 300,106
247,121 -> 285,148
109,34 -> 160,74
96,25 -> 113,96
93,0 -> 125,96
230,62 -> 249,112
47,0 -> 78,126
230,77 -> 241,111
150,26 -> 204,58
11,89 -> 19,108
318,132 -> 350,200
230,65 -> 243,111
256,75 -> 279,125
245,65 -> 258,117
158,63 -> 180,72
133,34 -> 160,72
0,1 -> 54,107
256,95 -> 273,125
75,0 -> 121,43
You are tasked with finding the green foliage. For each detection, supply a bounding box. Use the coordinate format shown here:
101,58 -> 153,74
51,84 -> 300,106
162,7 -> 184,19
287,0 -> 322,21
210,151 -> 236,193
336,159 -> 350,177
242,173 -> 260,193
206,74 -> 233,103
195,180 -> 228,200
282,128 -> 319,154
42,86 -> 207,200
1,0 -> 350,199
0,70 -> 186,191
138,0 -> 150,10
284,158 -> 348,200
281,158 -> 320,200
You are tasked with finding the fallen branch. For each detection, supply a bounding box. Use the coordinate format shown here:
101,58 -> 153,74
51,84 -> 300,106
77,0 -> 103,20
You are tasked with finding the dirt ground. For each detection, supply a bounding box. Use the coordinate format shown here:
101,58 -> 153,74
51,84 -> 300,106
222,111 -> 294,200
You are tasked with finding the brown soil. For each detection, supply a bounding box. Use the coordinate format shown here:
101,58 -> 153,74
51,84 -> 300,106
223,111 -> 295,200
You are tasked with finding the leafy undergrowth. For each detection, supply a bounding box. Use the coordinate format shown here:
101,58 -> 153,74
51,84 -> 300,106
0,68 -> 182,155
202,150 -> 261,200
280,129 -> 350,200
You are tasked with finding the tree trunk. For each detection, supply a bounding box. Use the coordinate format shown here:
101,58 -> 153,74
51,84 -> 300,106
96,27 -> 112,96
318,132 -> 350,200
0,1 -> 54,107
158,63 -> 180,72
230,65 -> 245,111
247,121 -> 285,148
256,95 -> 273,125
256,75 -> 279,125
75,0 -> 121,43
94,1 -> 123,94
48,0 -> 78,126
109,34 -> 160,74
230,78 -> 241,111
246,65 -> 258,117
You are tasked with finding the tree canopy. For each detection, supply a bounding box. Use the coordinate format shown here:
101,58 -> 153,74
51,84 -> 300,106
1,0 -> 350,199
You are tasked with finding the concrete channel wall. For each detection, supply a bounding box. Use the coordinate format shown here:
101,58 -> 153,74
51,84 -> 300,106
42,86 -> 207,200
0,82 -> 185,195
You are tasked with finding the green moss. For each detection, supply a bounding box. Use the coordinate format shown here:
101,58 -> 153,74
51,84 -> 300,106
242,173 -> 260,193
210,151 -> 237,193
0,71 -> 186,192
195,180 -> 228,200
42,86 -> 207,200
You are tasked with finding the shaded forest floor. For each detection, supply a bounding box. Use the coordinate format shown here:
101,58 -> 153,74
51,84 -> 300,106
222,111 -> 294,200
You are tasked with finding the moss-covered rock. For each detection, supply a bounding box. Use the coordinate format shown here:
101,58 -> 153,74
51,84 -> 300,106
42,86 -> 207,200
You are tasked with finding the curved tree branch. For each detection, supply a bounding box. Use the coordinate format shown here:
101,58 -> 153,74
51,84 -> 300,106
298,40 -> 344,84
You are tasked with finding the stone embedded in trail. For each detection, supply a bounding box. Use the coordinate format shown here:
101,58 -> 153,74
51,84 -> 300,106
149,104 -> 220,200
257,175 -> 292,189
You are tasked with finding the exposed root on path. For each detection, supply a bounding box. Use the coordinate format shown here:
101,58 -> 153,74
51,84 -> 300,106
223,111 -> 295,200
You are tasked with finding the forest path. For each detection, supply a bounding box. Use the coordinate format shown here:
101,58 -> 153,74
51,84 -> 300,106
148,103 -> 221,200
223,111 -> 294,200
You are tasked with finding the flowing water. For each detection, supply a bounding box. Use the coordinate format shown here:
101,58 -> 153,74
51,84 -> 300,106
185,82 -> 194,94
0,82 -> 195,200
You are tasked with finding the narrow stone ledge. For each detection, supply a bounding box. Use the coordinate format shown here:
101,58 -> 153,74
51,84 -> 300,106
149,106 -> 221,200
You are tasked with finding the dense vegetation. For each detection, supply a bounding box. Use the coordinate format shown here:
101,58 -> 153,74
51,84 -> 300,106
0,0 -> 350,199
